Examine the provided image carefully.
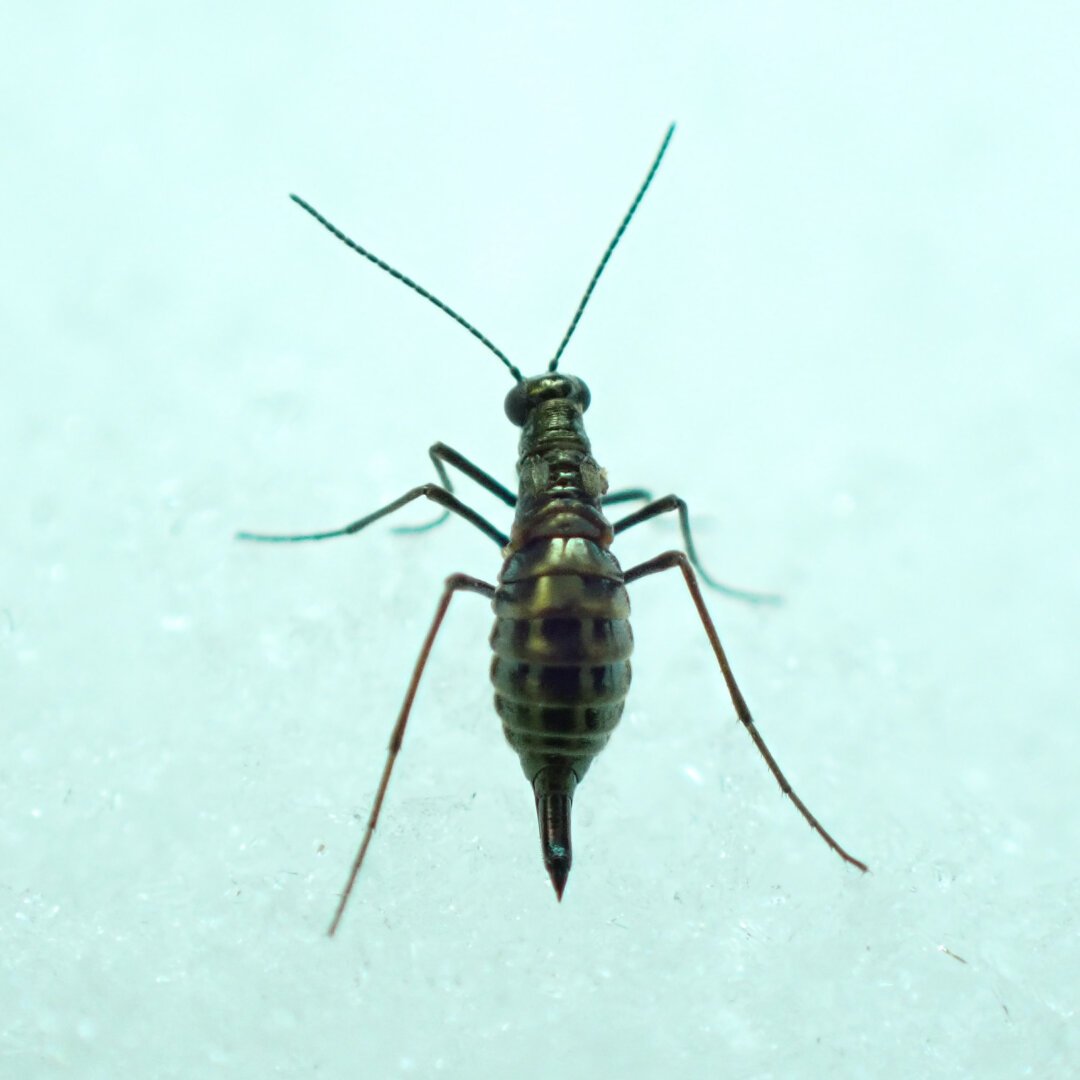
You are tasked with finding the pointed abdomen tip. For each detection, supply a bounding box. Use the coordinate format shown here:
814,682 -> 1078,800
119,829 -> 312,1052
546,844 -> 570,901
536,788 -> 573,902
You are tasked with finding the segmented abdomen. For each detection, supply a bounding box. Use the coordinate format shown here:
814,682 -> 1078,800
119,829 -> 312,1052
490,537 -> 633,785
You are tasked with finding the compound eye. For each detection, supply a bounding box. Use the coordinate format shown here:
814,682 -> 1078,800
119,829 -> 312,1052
504,383 -> 529,426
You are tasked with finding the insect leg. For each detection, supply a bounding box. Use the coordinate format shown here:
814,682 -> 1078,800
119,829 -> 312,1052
328,571 -> 496,936
613,495 -> 781,604
393,442 -> 517,535
601,488 -> 653,508
624,551 -> 868,872
237,484 -> 509,548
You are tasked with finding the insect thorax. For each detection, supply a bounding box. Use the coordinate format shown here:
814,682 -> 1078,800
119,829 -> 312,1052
508,391 -> 612,553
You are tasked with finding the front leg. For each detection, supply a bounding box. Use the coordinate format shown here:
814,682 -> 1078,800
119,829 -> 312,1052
393,442 -> 517,534
237,484 -> 508,548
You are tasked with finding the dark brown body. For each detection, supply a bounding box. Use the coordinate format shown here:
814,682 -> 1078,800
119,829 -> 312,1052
241,125 -> 866,935
488,373 -> 626,894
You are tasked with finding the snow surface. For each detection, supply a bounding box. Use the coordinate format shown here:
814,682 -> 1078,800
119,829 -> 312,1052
4,4 -> 1078,1078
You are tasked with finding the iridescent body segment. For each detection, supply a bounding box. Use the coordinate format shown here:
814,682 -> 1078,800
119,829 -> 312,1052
491,538 -> 633,780
489,373 -> 623,895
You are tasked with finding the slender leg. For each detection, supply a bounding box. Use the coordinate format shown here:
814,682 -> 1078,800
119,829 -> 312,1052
237,483 -> 508,548
625,551 -> 867,873
328,572 -> 496,936
613,495 -> 781,605
393,442 -> 516,534
601,487 -> 653,508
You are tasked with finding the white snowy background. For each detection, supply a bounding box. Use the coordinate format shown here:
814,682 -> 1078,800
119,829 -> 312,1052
4,4 -> 1077,1078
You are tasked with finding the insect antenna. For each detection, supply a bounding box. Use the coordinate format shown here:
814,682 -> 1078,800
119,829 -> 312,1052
548,123 -> 676,373
289,194 -> 524,383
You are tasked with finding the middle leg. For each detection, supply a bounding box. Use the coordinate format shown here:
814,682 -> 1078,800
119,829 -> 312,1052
613,495 -> 780,604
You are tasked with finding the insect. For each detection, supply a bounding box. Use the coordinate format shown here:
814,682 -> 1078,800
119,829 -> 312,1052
239,124 -> 867,936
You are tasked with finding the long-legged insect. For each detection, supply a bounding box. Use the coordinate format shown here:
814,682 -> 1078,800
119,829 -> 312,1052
239,125 -> 868,936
